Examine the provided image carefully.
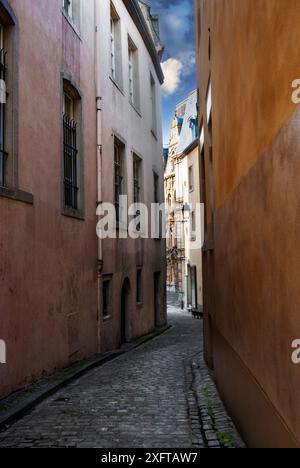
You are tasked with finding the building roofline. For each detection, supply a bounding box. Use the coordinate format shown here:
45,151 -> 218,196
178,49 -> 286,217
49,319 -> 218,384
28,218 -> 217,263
123,0 -> 164,84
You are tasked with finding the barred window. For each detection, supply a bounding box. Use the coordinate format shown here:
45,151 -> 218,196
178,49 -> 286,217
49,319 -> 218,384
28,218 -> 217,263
133,155 -> 141,204
62,80 -> 82,214
114,141 -> 123,223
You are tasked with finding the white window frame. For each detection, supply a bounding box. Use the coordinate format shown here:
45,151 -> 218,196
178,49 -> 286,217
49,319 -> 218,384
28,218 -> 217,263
63,0 -> 73,20
110,17 -> 116,80
128,47 -> 134,103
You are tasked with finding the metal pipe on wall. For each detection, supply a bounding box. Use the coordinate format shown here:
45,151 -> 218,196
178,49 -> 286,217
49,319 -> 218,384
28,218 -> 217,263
95,0 -> 103,353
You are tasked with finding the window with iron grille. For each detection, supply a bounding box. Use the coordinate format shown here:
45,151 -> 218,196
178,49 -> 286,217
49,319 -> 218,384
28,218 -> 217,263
63,92 -> 79,210
114,142 -> 123,223
0,24 -> 7,187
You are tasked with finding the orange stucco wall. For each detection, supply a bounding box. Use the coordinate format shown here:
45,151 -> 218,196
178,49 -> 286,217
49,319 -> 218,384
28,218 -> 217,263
195,0 -> 300,447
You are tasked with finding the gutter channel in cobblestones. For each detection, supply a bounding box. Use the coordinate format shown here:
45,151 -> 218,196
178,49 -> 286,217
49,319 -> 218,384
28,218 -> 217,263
187,353 -> 246,449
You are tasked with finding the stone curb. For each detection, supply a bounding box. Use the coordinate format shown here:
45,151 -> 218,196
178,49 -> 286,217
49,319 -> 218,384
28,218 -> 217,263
190,353 -> 246,449
0,324 -> 172,433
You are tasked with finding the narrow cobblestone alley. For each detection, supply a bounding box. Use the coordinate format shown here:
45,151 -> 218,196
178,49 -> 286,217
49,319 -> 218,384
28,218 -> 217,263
0,304 -> 243,449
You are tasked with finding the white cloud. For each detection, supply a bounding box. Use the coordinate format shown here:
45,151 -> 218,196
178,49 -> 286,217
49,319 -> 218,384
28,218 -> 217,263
161,58 -> 183,95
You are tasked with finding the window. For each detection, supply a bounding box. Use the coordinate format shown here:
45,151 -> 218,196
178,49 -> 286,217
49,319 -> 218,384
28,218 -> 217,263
136,269 -> 143,304
62,80 -> 82,213
153,171 -> 163,239
190,211 -> 196,242
63,0 -> 73,19
128,46 -> 134,103
110,16 -> 116,79
0,5 -> 29,198
153,172 -> 159,204
188,166 -> 194,192
133,155 -> 142,204
114,139 -> 125,224
128,36 -> 140,109
189,116 -> 198,140
62,0 -> 80,29
110,3 -> 122,86
103,278 -> 112,319
150,73 -> 157,134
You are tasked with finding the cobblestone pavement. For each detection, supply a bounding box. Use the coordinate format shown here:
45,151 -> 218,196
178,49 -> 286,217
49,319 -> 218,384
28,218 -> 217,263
0,304 -> 244,448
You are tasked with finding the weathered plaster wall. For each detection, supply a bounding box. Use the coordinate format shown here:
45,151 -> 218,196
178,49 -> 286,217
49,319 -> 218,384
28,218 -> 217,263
195,0 -> 300,447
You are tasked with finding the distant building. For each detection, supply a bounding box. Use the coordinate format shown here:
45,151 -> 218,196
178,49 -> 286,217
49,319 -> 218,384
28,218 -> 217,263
165,90 -> 203,312
195,0 -> 300,448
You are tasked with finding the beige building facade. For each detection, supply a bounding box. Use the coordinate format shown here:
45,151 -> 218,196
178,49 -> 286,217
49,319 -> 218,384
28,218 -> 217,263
165,90 -> 203,312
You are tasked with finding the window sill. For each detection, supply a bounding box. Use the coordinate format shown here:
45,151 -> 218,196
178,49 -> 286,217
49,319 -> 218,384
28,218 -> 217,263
0,186 -> 34,205
130,101 -> 142,118
110,76 -> 125,96
151,129 -> 158,141
62,9 -> 82,41
62,208 -> 85,221
103,315 -> 112,323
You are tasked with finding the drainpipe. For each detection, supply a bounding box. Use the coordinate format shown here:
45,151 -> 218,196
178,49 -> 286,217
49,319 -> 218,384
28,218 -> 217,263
95,0 -> 103,353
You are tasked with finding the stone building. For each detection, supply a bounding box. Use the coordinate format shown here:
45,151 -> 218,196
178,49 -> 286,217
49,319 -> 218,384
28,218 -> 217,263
195,0 -> 300,448
165,90 -> 203,312
0,0 -> 165,399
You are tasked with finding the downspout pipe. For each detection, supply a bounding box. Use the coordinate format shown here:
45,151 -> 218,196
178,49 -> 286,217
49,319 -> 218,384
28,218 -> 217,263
95,0 -> 103,352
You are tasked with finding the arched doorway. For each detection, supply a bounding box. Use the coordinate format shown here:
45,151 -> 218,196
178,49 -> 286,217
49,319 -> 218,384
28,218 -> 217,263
121,278 -> 131,345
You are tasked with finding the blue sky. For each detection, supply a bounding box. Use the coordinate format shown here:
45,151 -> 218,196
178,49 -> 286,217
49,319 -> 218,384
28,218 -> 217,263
146,0 -> 196,146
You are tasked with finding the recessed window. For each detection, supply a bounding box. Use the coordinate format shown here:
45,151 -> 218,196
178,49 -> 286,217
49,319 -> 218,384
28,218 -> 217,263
114,138 -> 125,224
189,166 -> 194,192
136,269 -> 143,304
110,3 -> 122,86
62,80 -> 83,213
133,155 -> 142,204
153,172 -> 159,204
150,73 -> 157,135
103,278 -> 112,319
0,7 -> 18,191
128,36 -> 140,110
62,0 -> 80,29
63,0 -> 73,19
190,211 -> 196,242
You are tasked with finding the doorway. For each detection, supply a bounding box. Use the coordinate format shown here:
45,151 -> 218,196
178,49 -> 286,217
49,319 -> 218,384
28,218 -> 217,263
121,278 -> 131,344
